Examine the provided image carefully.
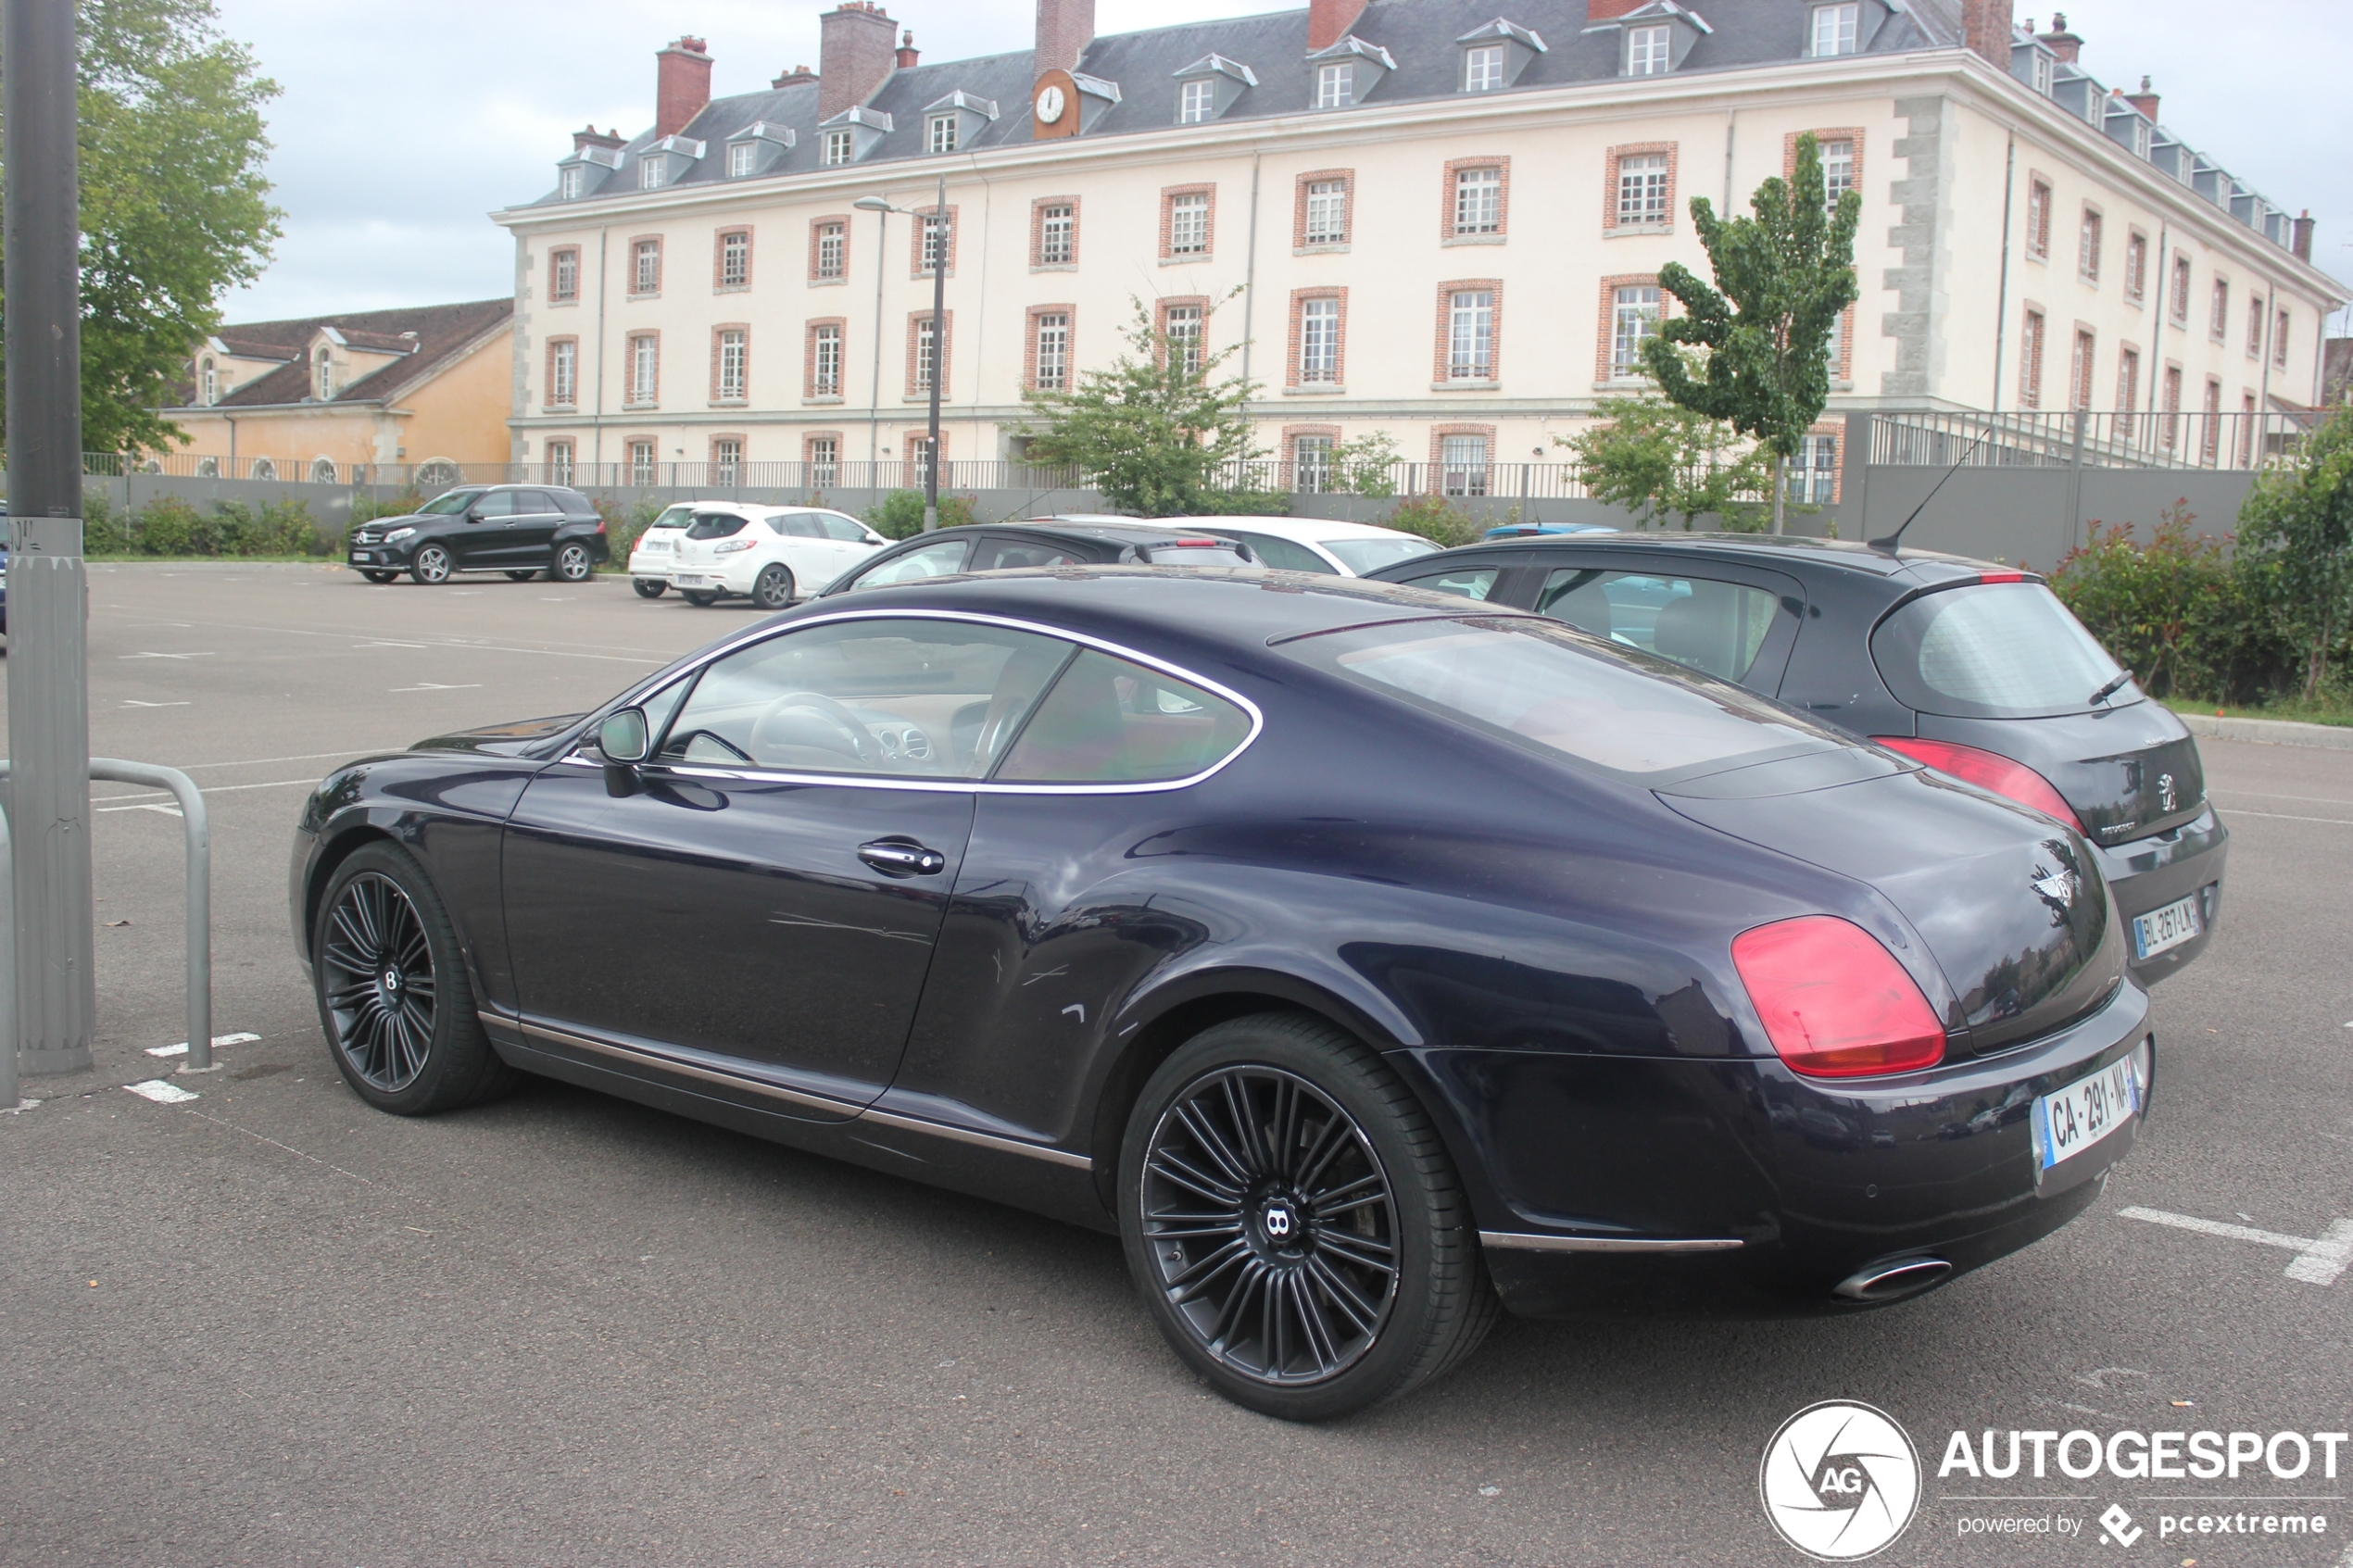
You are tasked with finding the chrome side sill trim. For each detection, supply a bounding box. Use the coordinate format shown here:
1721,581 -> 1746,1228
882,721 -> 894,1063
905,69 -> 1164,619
854,1106 -> 1094,1172
517,1019 -> 859,1115
1478,1230 -> 1746,1255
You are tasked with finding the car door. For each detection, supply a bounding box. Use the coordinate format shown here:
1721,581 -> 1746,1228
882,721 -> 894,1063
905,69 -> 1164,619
451,488 -> 518,568
1519,554 -> 1806,693
805,509 -> 887,591
500,614 -> 1076,1113
762,510 -> 845,592
502,489 -> 565,568
834,534 -> 972,594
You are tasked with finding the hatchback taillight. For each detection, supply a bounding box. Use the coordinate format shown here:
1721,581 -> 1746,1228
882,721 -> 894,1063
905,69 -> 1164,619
1872,736 -> 2082,830
1730,916 -> 1945,1077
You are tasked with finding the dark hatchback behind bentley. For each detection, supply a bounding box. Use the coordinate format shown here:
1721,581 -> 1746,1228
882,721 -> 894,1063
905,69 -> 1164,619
289,570 -> 2153,1419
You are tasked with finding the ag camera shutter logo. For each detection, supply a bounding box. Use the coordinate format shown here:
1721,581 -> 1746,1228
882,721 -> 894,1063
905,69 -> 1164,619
1760,1401 -> 1922,1561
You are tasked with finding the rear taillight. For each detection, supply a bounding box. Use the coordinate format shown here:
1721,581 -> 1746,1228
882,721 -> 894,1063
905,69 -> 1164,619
1730,916 -> 1946,1077
1872,736 -> 2082,830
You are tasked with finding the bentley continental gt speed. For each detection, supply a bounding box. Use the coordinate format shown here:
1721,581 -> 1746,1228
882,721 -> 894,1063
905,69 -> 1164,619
289,570 -> 2153,1420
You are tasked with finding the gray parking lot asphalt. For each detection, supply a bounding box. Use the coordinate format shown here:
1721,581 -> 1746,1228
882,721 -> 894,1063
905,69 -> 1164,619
2,562 -> 2348,1567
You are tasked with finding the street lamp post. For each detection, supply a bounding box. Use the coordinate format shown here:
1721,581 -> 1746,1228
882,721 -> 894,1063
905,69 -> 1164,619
857,174 -> 950,532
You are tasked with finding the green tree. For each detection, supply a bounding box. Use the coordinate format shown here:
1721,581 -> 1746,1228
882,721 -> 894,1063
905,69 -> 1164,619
1021,293 -> 1260,517
0,0 -> 282,458
2236,408 -> 2353,699
1642,132 -> 1859,534
1330,429 -> 1401,497
1559,395 -> 1774,532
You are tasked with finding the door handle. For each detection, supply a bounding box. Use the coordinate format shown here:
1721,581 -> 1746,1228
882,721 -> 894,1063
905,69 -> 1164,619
858,839 -> 947,877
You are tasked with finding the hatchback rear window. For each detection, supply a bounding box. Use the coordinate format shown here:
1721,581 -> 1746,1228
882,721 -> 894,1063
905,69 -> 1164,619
1870,583 -> 2133,719
1321,536 -> 1437,575
1280,616 -> 1847,783
685,512 -> 748,540
1138,540 -> 1252,567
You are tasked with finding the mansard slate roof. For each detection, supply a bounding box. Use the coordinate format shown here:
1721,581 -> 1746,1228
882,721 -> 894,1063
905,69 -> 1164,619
183,298 -> 514,409
521,0 -> 1954,205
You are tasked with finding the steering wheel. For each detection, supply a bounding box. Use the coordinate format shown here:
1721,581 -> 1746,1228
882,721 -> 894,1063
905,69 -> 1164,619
751,690 -> 874,764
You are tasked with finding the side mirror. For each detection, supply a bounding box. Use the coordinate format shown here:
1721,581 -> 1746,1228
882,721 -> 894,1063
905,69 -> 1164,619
598,708 -> 651,764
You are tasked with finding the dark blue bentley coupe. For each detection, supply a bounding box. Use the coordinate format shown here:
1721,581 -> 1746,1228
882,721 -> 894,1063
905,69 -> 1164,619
290,570 -> 2152,1420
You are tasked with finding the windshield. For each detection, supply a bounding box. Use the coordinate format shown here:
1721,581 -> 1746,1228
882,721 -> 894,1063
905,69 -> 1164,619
1280,615 -> 1849,783
1871,583 -> 2134,719
1322,536 -> 1438,574
418,489 -> 484,516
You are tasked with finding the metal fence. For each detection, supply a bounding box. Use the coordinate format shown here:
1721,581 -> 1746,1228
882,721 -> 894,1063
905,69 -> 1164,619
1868,408 -> 2311,472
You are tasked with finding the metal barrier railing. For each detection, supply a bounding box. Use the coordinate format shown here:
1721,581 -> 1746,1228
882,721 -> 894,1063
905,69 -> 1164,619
0,759 -> 211,1103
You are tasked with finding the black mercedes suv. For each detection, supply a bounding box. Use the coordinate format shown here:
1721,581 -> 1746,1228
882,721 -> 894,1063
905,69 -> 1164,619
346,485 -> 610,585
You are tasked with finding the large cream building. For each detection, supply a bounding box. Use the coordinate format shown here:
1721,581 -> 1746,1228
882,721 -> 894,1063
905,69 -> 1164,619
492,0 -> 2345,501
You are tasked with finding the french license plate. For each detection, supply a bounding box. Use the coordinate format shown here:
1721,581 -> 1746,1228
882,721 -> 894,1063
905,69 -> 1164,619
2131,893 -> 2202,960
2033,1057 -> 2139,1172
349,552 -> 374,564
674,573 -> 708,585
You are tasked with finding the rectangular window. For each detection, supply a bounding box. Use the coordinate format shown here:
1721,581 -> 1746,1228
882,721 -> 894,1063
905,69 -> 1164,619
1304,180 -> 1348,245
1790,433 -> 1838,504
2161,365 -> 2183,448
1454,167 -> 1502,235
549,339 -> 577,406
1299,297 -> 1340,383
1033,311 -> 1070,391
907,435 -> 936,487
1612,284 -> 1660,377
1628,25 -> 1671,75
550,248 -> 578,303
823,128 -> 852,167
2239,392 -> 2259,466
2247,296 -> 2265,358
1617,153 -> 1668,226
1293,434 -> 1335,492
716,329 -> 747,401
712,438 -> 741,486
630,440 -> 657,485
1465,44 -> 1504,91
2210,280 -> 2229,339
2200,377 -> 2221,464
2117,347 -> 2139,414
928,114 -> 957,154
2025,179 -> 2050,258
720,230 -> 749,289
560,165 -> 584,200
546,440 -> 573,485
639,157 -> 665,190
1169,192 -> 1210,255
317,353 -> 335,400
633,239 -> 661,295
915,318 -> 938,393
807,435 -> 838,488
922,210 -> 950,273
2019,309 -> 2045,408
2032,50 -> 2055,95
1315,63 -> 1354,107
1165,304 -> 1203,378
2070,329 -> 2095,409
1038,204 -> 1074,265
2171,256 -> 2191,324
1441,434 -> 1490,497
815,220 -> 844,280
1448,290 -> 1495,381
2275,308 -> 2290,369
630,334 -> 659,404
2124,232 -> 2146,301
2079,207 -> 2102,282
1811,3 -> 1858,56
1179,78 -> 1214,124
811,323 -> 842,395
1820,139 -> 1855,211
728,141 -> 756,178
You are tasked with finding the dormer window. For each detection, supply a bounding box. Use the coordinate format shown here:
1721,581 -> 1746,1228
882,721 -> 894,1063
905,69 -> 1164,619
1316,62 -> 1353,107
1454,20 -> 1544,94
560,165 -> 584,200
1629,25 -> 1671,74
928,114 -> 957,154
728,141 -> 756,177
200,358 -> 216,405
1180,78 -> 1214,123
1465,44 -> 1504,91
640,157 -> 666,190
1810,3 -> 1857,56
2032,50 -> 2055,94
823,129 -> 852,166
1172,54 -> 1256,125
2132,119 -> 2151,157
315,353 -> 335,400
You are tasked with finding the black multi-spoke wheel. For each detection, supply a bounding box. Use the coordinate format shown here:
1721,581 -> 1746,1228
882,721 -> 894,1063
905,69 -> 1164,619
1140,1067 -> 1399,1386
310,841 -> 520,1115
1120,1012 -> 1499,1421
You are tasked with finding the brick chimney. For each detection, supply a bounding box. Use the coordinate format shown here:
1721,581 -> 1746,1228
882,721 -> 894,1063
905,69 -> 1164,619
772,63 -> 816,89
1309,0 -> 1369,51
2037,11 -> 2081,64
1958,0 -> 2014,69
1035,0 -> 1096,79
1582,0 -> 1650,21
819,2 -> 898,120
573,124 -> 626,154
2122,74 -> 2158,122
897,29 -> 920,68
2293,210 -> 2315,263
655,36 -> 712,140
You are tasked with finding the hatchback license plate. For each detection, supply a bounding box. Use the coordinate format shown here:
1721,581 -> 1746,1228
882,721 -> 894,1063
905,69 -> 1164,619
2034,1057 -> 2139,1172
2131,892 -> 2201,960
674,573 -> 707,585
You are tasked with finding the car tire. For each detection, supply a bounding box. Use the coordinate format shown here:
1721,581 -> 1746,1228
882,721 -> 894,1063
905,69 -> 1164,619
632,579 -> 667,599
553,543 -> 595,583
752,563 -> 796,610
310,841 -> 521,1117
1118,1011 -> 1499,1421
683,590 -> 719,607
409,545 -> 453,585
360,570 -> 399,584
505,570 -> 537,582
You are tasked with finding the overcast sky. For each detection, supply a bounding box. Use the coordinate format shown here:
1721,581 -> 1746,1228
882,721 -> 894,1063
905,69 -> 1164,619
214,0 -> 2351,333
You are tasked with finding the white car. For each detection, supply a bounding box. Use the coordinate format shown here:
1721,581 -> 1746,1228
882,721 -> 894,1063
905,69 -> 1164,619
666,502 -> 889,609
625,502 -> 701,598
1174,516 -> 1441,577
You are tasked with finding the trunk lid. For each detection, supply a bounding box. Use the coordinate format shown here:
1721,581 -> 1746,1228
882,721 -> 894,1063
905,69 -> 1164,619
1919,703 -> 2208,848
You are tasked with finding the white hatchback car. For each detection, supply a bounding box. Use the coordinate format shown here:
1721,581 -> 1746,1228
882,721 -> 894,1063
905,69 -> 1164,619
625,502 -> 701,598
667,503 -> 889,609
1176,516 -> 1441,577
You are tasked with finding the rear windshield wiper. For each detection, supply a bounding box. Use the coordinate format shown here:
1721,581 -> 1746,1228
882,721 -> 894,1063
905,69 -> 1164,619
2089,670 -> 2134,706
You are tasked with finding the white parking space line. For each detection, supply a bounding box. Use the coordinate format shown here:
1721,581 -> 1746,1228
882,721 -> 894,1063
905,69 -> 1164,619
390,681 -> 482,693
121,699 -> 191,709
147,1033 -> 261,1059
2214,788 -> 2353,808
94,778 -> 325,812
2222,809 -> 2353,827
123,613 -> 677,662
2120,1206 -> 2353,1286
119,650 -> 215,660
124,1079 -> 200,1105
353,640 -> 426,649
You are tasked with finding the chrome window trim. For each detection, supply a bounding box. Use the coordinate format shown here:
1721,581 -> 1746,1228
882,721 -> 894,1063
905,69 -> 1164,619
573,607 -> 1267,797
1478,1230 -> 1744,1255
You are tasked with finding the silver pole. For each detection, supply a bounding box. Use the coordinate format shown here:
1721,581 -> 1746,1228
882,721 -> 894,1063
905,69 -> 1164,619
1,802 -> 15,1108
5,0 -> 95,1076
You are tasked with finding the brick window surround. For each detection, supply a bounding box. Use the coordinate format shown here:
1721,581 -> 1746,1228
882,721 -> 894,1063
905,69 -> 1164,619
1594,274 -> 1667,383
1432,279 -> 1504,384
1605,144 -> 1677,230
2209,276 -> 2230,341
710,323 -> 749,403
624,330 -> 661,406
1032,196 -> 1081,268
2069,321 -> 2097,408
1293,169 -> 1353,249
901,429 -> 949,468
2124,228 -> 2148,302
1161,183 -> 1215,259
802,431 -> 844,471
809,215 -> 850,282
1282,423 -> 1344,478
1442,157 -> 1510,240
1155,295 -> 1211,374
628,235 -> 663,295
1428,424 -> 1498,483
905,309 -> 954,398
2169,255 -> 2192,324
709,433 -> 747,473
2019,305 -> 2047,408
542,336 -> 579,408
803,318 -> 847,399
2077,203 -> 2102,283
547,245 -> 581,305
714,227 -> 752,292
1829,306 -> 1856,382
1025,304 -> 1076,391
910,206 -> 960,278
1782,129 -> 1865,207
1793,421 -> 1843,505
2115,343 -> 2142,413
2024,174 -> 2052,260
1286,288 -> 1347,388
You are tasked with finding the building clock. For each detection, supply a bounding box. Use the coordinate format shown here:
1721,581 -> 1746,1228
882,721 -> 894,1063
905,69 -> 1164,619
1035,84 -> 1065,124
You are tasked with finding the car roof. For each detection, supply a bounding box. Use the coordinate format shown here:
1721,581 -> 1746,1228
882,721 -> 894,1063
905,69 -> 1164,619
1398,530 -> 2003,585
1171,516 -> 1421,543
1003,520 -> 1246,545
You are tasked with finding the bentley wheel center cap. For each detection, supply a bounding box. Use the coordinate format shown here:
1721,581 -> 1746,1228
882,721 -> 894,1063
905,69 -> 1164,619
382,969 -> 402,994
1260,1198 -> 1300,1246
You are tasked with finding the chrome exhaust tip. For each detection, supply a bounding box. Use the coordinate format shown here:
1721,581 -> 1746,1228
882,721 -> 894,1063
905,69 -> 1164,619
1833,1256 -> 1954,1303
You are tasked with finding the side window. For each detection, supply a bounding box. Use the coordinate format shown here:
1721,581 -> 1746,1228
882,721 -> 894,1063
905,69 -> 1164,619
767,511 -> 825,538
1537,569 -> 1778,682
995,648 -> 1252,784
972,538 -> 1086,571
658,618 -> 1072,778
813,511 -> 871,542
849,538 -> 969,589
1232,533 -> 1332,573
472,491 -> 519,519
1390,565 -> 1499,601
519,490 -> 558,514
